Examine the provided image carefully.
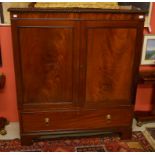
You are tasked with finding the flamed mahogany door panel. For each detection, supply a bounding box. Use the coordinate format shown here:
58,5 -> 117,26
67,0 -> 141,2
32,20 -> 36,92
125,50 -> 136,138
16,21 -> 79,105
80,21 -> 138,106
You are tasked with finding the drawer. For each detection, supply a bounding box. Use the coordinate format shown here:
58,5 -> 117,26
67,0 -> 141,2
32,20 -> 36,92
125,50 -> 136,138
21,107 -> 133,132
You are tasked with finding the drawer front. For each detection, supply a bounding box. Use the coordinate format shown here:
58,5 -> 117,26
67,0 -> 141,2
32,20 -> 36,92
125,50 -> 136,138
21,107 -> 133,132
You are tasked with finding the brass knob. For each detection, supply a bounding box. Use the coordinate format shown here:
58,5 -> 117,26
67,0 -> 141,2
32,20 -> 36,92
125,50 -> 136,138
106,114 -> 111,120
44,117 -> 50,126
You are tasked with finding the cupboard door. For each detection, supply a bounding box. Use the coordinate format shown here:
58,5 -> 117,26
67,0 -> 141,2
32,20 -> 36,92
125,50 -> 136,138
12,20 -> 80,107
80,21 -> 142,106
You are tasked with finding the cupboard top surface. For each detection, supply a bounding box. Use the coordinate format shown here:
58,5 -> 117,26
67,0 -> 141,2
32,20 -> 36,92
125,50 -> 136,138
8,7 -> 146,14
9,8 -> 145,21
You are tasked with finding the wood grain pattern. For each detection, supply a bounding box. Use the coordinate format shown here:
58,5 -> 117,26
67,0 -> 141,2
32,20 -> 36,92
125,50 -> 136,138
21,107 -> 133,132
17,21 -> 79,104
10,13 -> 144,22
84,24 -> 137,104
20,27 -> 72,102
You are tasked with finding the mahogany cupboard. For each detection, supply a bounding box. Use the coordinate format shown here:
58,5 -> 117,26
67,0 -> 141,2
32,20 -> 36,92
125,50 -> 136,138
9,8 -> 145,145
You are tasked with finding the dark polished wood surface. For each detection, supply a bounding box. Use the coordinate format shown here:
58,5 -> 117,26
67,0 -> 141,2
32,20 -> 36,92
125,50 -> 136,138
8,7 -> 146,14
10,8 -> 144,145
139,70 -> 155,84
21,107 -> 133,133
19,21 -> 78,104
82,22 -> 137,104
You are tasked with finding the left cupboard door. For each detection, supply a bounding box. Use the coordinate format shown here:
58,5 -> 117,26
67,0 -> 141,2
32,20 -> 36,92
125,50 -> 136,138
11,19 -> 80,110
